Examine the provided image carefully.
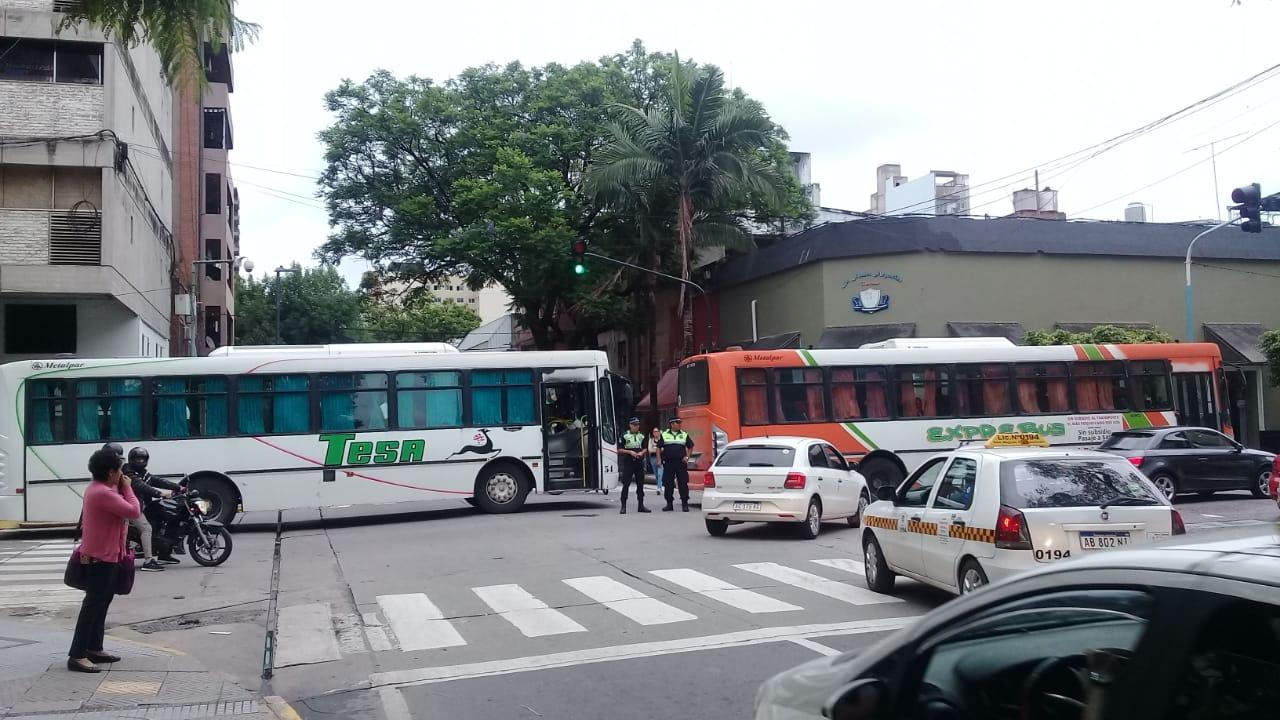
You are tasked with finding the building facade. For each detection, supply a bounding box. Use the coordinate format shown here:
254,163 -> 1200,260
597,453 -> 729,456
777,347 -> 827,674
170,39 -> 239,355
868,163 -> 971,216
0,0 -> 174,361
712,215 -> 1280,449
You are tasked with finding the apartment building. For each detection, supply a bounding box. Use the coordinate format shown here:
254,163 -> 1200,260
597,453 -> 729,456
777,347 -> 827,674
0,0 -> 174,360
171,38 -> 239,355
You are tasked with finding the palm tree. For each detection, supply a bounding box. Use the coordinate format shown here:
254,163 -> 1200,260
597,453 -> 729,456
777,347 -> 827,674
590,55 -> 791,358
59,0 -> 258,86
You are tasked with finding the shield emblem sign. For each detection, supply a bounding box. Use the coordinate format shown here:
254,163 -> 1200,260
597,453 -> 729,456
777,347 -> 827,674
860,287 -> 881,309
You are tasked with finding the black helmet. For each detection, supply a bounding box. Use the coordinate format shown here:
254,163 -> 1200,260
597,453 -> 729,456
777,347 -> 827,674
102,442 -> 124,459
128,447 -> 149,469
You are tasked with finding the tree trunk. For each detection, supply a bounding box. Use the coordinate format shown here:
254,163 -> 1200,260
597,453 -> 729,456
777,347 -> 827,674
525,304 -> 553,350
677,189 -> 695,359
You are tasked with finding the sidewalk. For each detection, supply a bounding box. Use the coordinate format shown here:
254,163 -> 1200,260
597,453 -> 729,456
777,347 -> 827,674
0,620 -> 295,720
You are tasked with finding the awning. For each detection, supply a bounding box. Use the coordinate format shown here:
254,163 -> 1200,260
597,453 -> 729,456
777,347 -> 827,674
1203,323 -> 1268,365
738,331 -> 802,350
1054,321 -> 1153,333
947,321 -> 1025,344
636,367 -> 678,412
815,323 -> 916,349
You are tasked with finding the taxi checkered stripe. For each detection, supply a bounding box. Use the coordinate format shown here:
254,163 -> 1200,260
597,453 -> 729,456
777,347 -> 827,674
864,515 -> 995,544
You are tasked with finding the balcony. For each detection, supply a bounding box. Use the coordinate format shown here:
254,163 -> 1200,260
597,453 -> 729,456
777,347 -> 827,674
0,208 -> 101,266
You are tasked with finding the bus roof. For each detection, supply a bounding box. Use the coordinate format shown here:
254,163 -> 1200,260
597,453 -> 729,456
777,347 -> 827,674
208,342 -> 460,356
687,341 -> 1223,366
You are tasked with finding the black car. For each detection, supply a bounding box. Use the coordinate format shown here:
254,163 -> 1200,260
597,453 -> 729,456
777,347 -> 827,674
1098,426 -> 1275,502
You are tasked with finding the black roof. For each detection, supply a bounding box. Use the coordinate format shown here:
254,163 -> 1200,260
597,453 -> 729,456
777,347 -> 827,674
717,215 -> 1280,287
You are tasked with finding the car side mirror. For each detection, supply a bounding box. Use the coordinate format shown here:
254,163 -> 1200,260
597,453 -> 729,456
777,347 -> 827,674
1233,443 -> 1244,453
823,677 -> 886,720
875,485 -> 896,503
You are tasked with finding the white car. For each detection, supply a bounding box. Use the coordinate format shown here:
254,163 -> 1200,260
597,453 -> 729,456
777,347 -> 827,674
701,437 -> 869,539
860,434 -> 1184,596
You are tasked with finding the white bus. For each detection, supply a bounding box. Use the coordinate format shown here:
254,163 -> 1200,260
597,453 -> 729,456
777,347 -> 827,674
0,348 -> 631,525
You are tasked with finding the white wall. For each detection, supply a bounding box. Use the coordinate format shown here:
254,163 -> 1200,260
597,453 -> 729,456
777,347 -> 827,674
884,174 -> 940,215
0,296 -> 167,361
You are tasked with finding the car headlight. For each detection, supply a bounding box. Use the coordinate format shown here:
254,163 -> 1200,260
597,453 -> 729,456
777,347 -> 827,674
195,499 -> 212,515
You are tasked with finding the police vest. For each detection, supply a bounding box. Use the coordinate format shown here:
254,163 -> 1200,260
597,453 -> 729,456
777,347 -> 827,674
622,431 -> 646,450
662,430 -> 689,443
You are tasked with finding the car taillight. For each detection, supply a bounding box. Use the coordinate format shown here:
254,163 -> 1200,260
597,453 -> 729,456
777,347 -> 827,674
1171,509 -> 1186,535
784,472 -> 807,490
995,505 -> 1032,550
1126,457 -> 1144,467
703,471 -> 716,488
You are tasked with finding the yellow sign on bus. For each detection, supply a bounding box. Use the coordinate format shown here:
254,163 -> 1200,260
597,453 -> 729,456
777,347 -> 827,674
985,433 -> 1050,448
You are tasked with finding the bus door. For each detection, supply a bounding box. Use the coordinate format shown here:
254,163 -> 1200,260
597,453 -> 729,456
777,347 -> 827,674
541,368 -> 600,492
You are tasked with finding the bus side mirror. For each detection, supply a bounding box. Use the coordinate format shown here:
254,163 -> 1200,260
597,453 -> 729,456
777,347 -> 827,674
875,485 -> 896,503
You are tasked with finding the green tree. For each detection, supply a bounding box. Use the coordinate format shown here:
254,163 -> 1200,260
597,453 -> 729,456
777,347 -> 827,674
59,0 -> 258,86
234,265 -> 362,345
361,298 -> 481,343
589,54 -> 807,357
1024,325 -> 1176,346
1260,330 -> 1280,386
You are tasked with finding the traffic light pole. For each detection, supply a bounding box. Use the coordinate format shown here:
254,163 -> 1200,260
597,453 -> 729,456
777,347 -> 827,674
1184,218 -> 1239,342
584,251 -> 715,352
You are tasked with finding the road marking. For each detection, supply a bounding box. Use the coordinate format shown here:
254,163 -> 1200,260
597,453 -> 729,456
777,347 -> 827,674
274,603 -> 342,668
0,573 -> 64,582
811,558 -> 865,576
735,563 -> 901,605
0,557 -> 70,565
473,584 -> 587,637
790,637 -> 842,656
1,550 -> 73,556
563,576 -> 696,626
649,568 -> 801,613
1200,513 -> 1224,518
378,686 -> 414,720
377,593 -> 466,651
367,616 -> 921,688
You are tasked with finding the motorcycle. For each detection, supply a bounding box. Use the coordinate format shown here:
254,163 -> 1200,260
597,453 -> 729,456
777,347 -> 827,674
127,478 -> 233,567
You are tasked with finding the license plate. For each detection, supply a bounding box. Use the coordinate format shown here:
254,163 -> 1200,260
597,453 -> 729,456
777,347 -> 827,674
1079,532 -> 1130,550
733,502 -> 762,511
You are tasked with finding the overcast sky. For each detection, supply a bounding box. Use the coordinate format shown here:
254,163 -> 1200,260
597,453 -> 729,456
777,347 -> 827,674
229,0 -> 1280,285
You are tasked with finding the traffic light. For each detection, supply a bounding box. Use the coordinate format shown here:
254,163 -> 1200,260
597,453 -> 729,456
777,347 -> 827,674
1231,183 -> 1262,233
571,239 -> 587,275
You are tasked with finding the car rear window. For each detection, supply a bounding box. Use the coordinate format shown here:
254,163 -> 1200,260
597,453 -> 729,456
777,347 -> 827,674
1098,433 -> 1153,451
1001,459 -> 1163,509
716,446 -> 795,468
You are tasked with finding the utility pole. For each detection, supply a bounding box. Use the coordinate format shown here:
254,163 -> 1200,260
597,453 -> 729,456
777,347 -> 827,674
1185,133 -> 1246,220
274,265 -> 301,344
191,256 -> 253,356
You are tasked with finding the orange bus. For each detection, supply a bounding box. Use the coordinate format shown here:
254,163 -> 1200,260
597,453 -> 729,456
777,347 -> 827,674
676,338 -> 1229,493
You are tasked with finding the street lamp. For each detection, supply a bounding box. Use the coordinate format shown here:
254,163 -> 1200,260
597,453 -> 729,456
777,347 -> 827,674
274,265 -> 301,344
1183,219 -> 1238,342
190,256 -> 253,357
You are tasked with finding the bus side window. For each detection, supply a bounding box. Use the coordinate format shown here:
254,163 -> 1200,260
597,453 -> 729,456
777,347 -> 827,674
27,379 -> 66,444
75,378 -> 143,442
471,370 -> 536,426
1129,361 -> 1173,411
318,373 -> 389,432
153,376 -> 229,438
397,371 -> 463,429
737,368 -> 769,425
1073,362 -> 1129,413
237,375 -> 310,435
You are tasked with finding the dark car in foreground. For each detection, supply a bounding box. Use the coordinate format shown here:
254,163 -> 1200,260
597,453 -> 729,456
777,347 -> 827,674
1097,426 -> 1274,502
754,526 -> 1280,720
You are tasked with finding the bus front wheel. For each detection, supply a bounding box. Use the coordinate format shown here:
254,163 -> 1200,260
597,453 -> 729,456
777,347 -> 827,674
473,462 -> 529,514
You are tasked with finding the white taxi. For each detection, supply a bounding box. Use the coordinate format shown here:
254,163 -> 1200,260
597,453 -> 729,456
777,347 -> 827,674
702,437 -> 869,539
860,433 -> 1184,596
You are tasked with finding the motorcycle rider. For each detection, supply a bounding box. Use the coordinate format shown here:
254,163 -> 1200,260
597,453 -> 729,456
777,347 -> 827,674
125,447 -> 183,568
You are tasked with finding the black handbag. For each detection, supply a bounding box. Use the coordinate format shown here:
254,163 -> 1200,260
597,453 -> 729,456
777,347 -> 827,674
63,548 -> 89,591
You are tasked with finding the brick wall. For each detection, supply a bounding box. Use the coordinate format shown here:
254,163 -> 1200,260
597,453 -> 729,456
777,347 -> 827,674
0,209 -> 50,264
0,81 -> 103,136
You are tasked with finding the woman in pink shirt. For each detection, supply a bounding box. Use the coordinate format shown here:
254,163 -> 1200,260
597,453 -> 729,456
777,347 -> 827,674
68,448 -> 140,673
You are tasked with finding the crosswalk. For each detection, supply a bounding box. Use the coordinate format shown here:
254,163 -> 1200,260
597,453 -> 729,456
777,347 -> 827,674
273,557 -> 907,668
0,541 -> 82,608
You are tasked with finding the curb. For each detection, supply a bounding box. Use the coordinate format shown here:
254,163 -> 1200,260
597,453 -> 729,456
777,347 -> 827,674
263,696 -> 303,720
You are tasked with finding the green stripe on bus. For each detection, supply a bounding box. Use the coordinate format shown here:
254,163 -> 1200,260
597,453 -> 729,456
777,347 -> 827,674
1081,345 -> 1105,361
799,349 -> 818,366
844,422 -> 879,450
1123,412 -> 1153,429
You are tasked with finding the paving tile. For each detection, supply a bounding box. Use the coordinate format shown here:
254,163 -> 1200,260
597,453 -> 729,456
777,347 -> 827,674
5,698 -> 85,713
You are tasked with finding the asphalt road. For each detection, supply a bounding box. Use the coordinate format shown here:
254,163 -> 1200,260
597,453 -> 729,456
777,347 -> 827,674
2,488 -> 1276,720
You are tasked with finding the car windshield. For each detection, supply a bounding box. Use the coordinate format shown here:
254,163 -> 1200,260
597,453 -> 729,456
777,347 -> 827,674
1098,433 -> 1154,451
1001,459 -> 1163,508
716,446 -> 795,468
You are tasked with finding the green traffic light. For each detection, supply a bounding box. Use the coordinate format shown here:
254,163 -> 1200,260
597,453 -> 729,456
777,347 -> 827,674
574,263 -> 586,275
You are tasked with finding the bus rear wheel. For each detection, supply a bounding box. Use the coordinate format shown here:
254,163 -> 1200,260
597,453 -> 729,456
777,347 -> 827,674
187,476 -> 238,526
473,462 -> 529,514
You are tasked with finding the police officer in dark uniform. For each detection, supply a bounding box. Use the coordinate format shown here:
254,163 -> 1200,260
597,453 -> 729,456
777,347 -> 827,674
658,417 -> 694,512
617,418 -> 651,514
